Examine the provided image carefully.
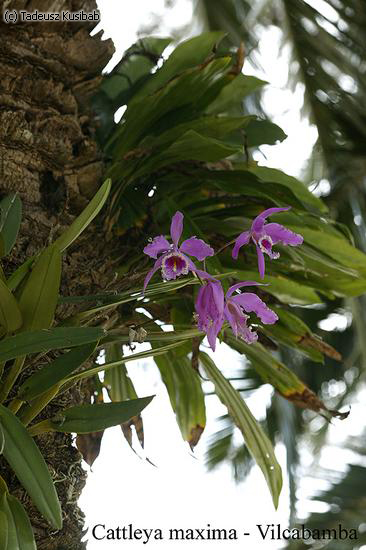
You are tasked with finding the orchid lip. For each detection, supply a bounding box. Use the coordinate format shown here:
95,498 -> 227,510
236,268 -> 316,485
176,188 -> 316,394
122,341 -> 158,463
258,234 -> 273,252
227,300 -> 247,320
161,251 -> 189,280
258,234 -> 280,258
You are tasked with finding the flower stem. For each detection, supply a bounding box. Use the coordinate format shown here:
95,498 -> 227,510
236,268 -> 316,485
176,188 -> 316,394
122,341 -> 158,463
215,238 -> 236,256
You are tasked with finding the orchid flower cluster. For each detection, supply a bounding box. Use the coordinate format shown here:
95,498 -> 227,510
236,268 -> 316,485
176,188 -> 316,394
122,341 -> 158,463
143,209 -> 303,351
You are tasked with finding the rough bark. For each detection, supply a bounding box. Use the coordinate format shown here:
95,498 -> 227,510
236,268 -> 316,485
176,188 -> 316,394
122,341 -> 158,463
0,1 -> 114,548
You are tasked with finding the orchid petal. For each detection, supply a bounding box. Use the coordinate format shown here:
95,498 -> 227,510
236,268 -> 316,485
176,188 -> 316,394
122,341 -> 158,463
232,230 -> 251,260
224,304 -> 239,337
256,246 -> 265,279
207,325 -> 219,352
143,235 -> 170,259
195,280 -> 225,352
224,302 -> 258,343
251,206 -> 291,233
196,280 -> 224,319
226,280 -> 266,299
264,222 -> 303,246
180,236 -> 214,261
239,325 -> 258,344
211,281 -> 225,315
232,292 -> 278,324
170,211 -> 184,247
143,256 -> 163,293
206,315 -> 224,352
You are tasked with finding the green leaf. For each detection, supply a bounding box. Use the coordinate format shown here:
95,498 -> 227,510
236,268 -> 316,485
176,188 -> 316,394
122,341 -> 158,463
0,264 -> 6,283
0,404 -> 62,529
178,168 -> 305,208
290,226 -> 366,276
104,328 -> 203,346
18,343 -> 98,401
59,273 -> 231,319
105,364 -> 138,401
200,352 -> 282,508
110,57 -> 231,158
263,322 -> 323,363
225,335 -> 307,397
264,307 -> 324,362
225,335 -> 342,413
6,258 -> 33,293
18,245 -> 61,331
207,73 -> 267,114
249,166 -> 327,213
0,194 -> 22,257
155,353 -> 206,447
142,115 -> 252,150
3,495 -> 36,550
100,37 -> 172,103
133,31 -> 226,101
47,397 -> 154,434
131,130 -> 241,181
104,344 -> 138,402
0,327 -> 105,363
0,509 -> 7,550
0,477 -> 37,550
54,179 -> 111,253
0,279 -> 22,333
245,119 -> 287,147
0,422 -> 4,454
6,181 -> 111,295
104,344 -> 144,447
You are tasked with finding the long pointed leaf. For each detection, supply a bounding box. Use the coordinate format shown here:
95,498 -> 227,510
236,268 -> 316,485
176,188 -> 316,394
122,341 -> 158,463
0,476 -> 36,550
0,193 -> 22,257
18,245 -> 61,331
54,179 -> 111,252
0,279 -> 22,333
0,327 -> 105,363
104,344 -> 144,448
18,342 -> 98,401
155,353 -> 206,448
0,509 -> 7,550
31,397 -> 154,435
0,405 -> 62,529
6,496 -> 36,550
200,352 -> 282,508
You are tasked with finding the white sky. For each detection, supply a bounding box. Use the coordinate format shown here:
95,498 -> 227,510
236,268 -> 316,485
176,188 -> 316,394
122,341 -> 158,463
80,2 -> 363,549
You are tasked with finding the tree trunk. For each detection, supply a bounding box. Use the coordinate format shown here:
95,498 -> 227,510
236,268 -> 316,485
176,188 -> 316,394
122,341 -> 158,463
0,2 -> 114,548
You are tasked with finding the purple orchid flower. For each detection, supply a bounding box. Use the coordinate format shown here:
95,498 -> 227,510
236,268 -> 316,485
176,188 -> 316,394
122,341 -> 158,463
143,211 -> 214,292
195,280 -> 278,351
195,279 -> 225,352
232,207 -> 303,278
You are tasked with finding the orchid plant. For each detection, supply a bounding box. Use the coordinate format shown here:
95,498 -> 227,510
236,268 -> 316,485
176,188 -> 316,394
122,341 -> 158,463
143,208 -> 303,350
